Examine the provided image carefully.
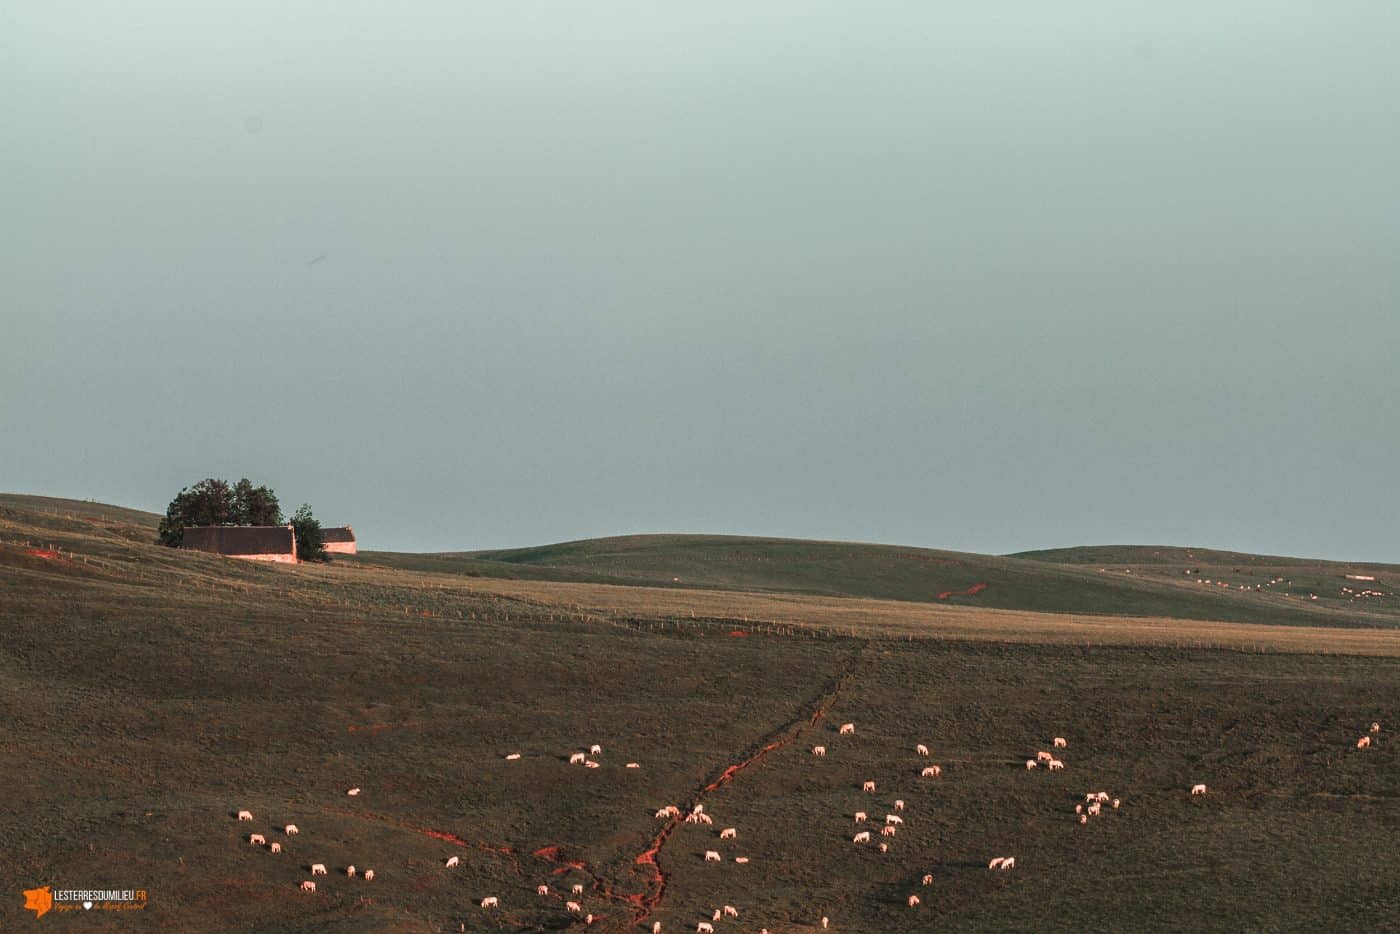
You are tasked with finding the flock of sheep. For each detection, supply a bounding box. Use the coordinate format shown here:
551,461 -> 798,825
228,717 -> 1383,928
233,798 -> 376,895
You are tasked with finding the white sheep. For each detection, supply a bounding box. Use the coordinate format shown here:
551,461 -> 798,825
445,856 -> 460,868
1053,737 -> 1067,748
720,827 -> 737,839
269,842 -> 282,854
704,850 -> 721,862
481,896 -> 498,908
363,869 -> 374,881
284,824 -> 299,836
537,885 -> 549,896
237,810 -> 253,822
839,723 -> 855,735
311,864 -> 327,875
854,811 -> 867,822
1191,784 -> 1207,796
916,744 -> 929,756
863,780 -> 876,792
908,894 -> 920,907
853,831 -> 871,843
249,834 -> 266,846
300,880 -> 316,892
812,745 -> 827,756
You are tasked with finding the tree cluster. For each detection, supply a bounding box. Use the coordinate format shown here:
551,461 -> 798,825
157,478 -> 327,561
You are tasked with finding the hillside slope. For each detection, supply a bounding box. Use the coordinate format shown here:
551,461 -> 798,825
359,534 -> 1400,629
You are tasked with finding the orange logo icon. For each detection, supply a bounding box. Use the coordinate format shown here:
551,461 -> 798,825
24,885 -> 54,919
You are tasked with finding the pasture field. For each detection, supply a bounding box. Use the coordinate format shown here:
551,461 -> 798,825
1,496 -> 1396,932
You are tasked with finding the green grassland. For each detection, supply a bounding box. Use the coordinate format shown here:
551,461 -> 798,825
358,533 -> 1400,630
1,495 -> 1396,931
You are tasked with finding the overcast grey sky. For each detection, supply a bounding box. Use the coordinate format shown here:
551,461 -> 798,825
3,3 -> 1398,559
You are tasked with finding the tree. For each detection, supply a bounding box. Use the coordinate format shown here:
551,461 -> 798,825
290,503 -> 328,562
157,478 -> 236,546
232,478 -> 282,526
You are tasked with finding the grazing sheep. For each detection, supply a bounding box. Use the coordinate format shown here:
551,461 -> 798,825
312,864 -> 328,875
1371,722 -> 1381,733
572,884 -> 585,895
908,894 -> 920,907
734,856 -> 749,863
481,897 -> 499,908
916,744 -> 929,756
346,787 -> 361,796
657,808 -> 673,819
445,856 -> 460,868
1079,814 -> 1088,824
627,762 -> 641,769
704,850 -> 721,862
1047,760 -> 1064,771
237,810 -> 253,822
505,753 -> 521,760
1001,857 -> 1015,870
363,870 -> 374,881
693,804 -> 705,814
1357,736 -> 1371,749
988,858 -> 1004,870
590,744 -> 602,755
1053,737 -> 1068,748
570,752 -> 587,765
585,760 -> 601,768
921,766 -> 941,777
300,880 -> 316,892
697,813 -> 714,825
1037,751 -> 1053,762
822,917 -> 829,929
1112,798 -> 1121,809
269,842 -> 282,854
697,924 -> 714,934
724,905 -> 739,917
537,885 -> 549,896
720,827 -> 737,840
863,780 -> 877,792
567,901 -> 583,912
886,814 -> 903,825
922,873 -> 933,885
854,811 -> 867,822
712,909 -> 722,922
881,826 -> 896,836
1075,805 -> 1083,814
879,842 -> 889,853
249,834 -> 266,846
1026,759 -> 1038,770
854,831 -> 871,844
284,824 -> 299,835
1191,784 -> 1207,796
654,924 -> 663,934
1088,803 -> 1102,816
812,745 -> 827,756
346,865 -> 357,878
840,723 -> 856,735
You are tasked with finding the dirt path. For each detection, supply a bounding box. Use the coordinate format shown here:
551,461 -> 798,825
626,642 -> 866,927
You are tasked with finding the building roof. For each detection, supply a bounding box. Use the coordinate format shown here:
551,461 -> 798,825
321,526 -> 356,544
182,525 -> 296,556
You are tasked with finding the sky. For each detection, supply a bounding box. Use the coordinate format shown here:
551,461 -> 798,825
3,3 -> 1398,559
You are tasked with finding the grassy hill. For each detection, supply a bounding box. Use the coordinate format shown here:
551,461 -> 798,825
357,533 -> 1400,630
2,495 -> 1397,931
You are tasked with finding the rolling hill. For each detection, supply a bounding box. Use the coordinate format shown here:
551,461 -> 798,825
1,493 -> 1396,931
